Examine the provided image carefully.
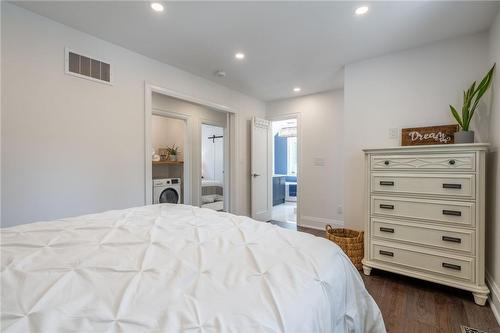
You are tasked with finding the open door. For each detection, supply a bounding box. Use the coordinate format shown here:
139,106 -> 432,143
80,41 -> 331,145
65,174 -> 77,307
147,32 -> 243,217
251,117 -> 272,221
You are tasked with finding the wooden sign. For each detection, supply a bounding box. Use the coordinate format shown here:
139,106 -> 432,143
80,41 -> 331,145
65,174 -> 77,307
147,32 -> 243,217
401,125 -> 459,146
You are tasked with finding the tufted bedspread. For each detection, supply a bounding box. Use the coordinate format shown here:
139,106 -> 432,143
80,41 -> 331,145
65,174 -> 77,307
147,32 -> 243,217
1,204 -> 385,332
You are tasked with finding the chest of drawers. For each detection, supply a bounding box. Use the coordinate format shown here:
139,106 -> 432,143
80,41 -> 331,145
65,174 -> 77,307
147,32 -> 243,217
362,144 -> 489,305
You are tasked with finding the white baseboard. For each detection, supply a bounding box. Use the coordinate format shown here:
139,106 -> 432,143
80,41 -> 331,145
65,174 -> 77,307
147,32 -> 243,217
486,272 -> 500,326
299,215 -> 344,230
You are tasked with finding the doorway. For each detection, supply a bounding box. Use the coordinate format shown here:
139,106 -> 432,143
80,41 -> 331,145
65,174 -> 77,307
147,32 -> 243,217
201,123 -> 226,211
151,114 -> 187,204
145,84 -> 239,212
271,118 -> 298,225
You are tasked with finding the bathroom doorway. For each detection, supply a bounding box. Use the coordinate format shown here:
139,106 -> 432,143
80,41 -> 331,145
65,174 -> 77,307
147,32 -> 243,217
201,123 -> 227,211
271,118 -> 298,225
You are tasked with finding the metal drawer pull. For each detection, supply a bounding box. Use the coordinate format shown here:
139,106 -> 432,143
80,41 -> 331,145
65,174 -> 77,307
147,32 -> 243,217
379,250 -> 394,257
448,159 -> 456,165
442,262 -> 461,271
443,183 -> 462,189
379,204 -> 394,210
380,227 -> 395,233
384,160 -> 390,166
442,209 -> 462,216
380,181 -> 394,186
442,236 -> 462,243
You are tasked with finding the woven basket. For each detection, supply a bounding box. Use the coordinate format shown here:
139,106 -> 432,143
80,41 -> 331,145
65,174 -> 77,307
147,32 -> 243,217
325,225 -> 364,270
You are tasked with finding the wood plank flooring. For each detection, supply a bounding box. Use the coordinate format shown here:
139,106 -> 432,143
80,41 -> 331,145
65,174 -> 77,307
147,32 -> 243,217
269,221 -> 500,333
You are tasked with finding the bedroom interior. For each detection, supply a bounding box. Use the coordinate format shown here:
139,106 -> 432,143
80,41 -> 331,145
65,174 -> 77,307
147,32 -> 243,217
2,1 -> 500,332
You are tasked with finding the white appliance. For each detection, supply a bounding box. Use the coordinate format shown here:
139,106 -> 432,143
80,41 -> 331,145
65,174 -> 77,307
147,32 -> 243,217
153,178 -> 181,204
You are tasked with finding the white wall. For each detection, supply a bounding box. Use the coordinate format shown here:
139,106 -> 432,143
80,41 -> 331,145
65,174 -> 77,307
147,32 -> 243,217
486,10 -> 500,324
152,115 -> 185,161
343,32 -> 491,230
266,90 -> 344,229
1,3 -> 265,226
202,124 -> 224,183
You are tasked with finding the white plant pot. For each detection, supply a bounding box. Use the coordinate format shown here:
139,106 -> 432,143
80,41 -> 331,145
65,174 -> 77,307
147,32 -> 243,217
169,155 -> 177,161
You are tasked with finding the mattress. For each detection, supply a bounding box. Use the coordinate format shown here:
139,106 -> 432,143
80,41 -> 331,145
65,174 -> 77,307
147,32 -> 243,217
1,204 -> 385,332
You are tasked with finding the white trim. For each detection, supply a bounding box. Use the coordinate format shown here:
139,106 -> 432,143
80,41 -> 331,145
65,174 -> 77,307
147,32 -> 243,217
64,47 -> 113,85
151,107 -> 193,206
267,113 -> 302,226
300,215 -> 344,231
144,83 -> 239,214
486,273 -> 500,325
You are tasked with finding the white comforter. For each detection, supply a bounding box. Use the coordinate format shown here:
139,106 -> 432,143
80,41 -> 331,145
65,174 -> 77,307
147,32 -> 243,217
1,204 -> 385,332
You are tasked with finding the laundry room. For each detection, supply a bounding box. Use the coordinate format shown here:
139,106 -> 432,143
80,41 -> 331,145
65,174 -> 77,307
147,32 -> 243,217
151,114 -> 185,204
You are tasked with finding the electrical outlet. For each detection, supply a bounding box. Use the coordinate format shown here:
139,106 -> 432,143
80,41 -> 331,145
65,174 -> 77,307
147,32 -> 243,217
389,128 -> 399,139
337,205 -> 343,215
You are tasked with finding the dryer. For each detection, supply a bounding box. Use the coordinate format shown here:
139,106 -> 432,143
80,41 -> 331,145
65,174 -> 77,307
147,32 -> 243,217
153,178 -> 181,204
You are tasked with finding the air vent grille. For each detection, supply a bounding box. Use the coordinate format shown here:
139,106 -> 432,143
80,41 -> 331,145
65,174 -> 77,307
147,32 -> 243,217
66,49 -> 111,83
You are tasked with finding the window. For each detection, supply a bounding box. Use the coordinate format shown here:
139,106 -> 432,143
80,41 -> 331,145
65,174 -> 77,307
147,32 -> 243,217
287,136 -> 297,175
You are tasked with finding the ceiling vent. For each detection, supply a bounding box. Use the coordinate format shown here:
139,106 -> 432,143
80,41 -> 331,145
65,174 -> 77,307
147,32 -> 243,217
65,48 -> 112,84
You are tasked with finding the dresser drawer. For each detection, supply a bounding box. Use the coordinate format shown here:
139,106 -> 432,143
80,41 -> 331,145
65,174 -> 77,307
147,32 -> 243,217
372,218 -> 474,253
371,196 -> 475,226
372,242 -> 473,281
371,173 -> 475,198
371,153 -> 475,171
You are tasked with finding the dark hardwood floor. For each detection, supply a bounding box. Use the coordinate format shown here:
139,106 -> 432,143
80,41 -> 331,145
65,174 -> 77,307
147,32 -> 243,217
269,221 -> 500,333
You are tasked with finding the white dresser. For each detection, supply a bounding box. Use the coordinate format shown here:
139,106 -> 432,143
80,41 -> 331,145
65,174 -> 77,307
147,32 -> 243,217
362,143 -> 489,305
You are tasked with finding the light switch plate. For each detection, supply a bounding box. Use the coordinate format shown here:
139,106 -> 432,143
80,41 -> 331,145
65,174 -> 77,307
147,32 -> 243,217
389,128 -> 399,139
314,158 -> 325,166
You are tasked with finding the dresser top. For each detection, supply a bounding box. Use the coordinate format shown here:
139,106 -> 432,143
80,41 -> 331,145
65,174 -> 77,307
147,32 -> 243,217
363,143 -> 489,153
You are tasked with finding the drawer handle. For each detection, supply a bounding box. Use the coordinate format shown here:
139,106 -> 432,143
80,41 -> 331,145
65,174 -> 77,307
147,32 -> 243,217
443,183 -> 462,189
442,236 -> 462,243
379,204 -> 394,210
448,159 -> 456,165
380,227 -> 395,233
384,160 -> 390,166
379,181 -> 394,186
442,209 -> 462,217
442,262 -> 461,271
379,250 -> 394,257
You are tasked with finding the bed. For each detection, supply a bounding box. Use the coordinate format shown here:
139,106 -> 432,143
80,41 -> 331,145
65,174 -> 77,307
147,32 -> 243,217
1,204 -> 385,332
201,179 -> 224,211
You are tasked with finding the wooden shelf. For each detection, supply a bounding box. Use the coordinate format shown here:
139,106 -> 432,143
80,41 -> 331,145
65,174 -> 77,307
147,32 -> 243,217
152,160 -> 184,166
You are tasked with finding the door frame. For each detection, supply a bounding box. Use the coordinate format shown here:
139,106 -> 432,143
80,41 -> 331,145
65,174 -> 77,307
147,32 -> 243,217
144,83 -> 239,213
267,113 -> 302,226
200,118 -> 229,211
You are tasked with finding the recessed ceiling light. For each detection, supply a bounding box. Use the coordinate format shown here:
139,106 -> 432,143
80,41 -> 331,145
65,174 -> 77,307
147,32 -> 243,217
235,52 -> 245,60
151,3 -> 164,12
355,6 -> 369,16
293,87 -> 301,92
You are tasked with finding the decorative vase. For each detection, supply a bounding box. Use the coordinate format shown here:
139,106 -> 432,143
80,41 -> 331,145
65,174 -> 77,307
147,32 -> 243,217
169,155 -> 177,162
454,130 -> 474,144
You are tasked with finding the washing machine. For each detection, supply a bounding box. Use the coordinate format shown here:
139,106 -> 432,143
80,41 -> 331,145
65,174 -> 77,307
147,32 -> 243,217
153,178 -> 181,204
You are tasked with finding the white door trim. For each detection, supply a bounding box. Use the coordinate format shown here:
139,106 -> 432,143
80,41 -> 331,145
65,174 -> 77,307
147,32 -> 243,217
144,83 -> 239,213
267,113 -> 302,226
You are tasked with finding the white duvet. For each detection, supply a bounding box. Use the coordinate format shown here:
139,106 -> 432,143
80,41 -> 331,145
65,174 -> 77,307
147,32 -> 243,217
1,204 -> 385,333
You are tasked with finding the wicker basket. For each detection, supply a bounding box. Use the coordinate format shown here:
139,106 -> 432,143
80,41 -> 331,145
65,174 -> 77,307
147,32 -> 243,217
325,225 -> 364,270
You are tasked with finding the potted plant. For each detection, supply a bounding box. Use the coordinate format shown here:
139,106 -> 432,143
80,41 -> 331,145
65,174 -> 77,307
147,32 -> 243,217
449,64 -> 495,144
167,144 -> 180,161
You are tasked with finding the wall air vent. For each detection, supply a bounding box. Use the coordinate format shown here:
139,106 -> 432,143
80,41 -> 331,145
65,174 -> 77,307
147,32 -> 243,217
65,48 -> 112,84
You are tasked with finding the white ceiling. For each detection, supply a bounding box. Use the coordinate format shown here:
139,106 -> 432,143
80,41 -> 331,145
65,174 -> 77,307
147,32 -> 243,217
12,1 -> 500,101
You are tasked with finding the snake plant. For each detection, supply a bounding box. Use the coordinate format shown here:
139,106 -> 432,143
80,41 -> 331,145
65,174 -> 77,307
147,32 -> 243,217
449,64 -> 496,131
